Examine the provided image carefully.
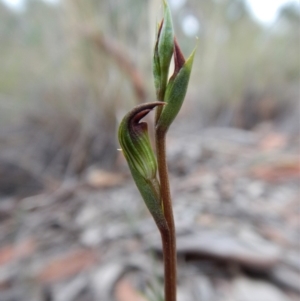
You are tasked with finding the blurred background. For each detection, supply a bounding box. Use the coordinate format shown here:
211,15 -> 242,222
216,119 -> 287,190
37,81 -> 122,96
0,0 -> 299,300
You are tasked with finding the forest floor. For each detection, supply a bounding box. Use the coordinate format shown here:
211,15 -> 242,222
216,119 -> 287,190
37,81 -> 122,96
0,117 -> 299,301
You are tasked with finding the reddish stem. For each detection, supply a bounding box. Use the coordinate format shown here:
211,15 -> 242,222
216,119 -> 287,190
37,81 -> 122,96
156,129 -> 177,301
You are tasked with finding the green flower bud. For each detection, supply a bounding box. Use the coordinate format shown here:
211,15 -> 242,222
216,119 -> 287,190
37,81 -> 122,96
118,102 -> 168,230
157,39 -> 196,133
118,104 -> 157,180
153,0 -> 174,101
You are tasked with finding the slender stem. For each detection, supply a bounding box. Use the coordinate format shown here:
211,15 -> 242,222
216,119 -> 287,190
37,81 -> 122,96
156,129 -> 177,301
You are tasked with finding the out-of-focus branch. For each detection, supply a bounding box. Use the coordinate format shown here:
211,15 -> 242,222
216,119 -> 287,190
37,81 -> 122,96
83,29 -> 147,104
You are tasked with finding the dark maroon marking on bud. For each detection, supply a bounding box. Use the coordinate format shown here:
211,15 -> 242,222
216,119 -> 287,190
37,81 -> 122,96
132,109 -> 151,125
155,20 -> 164,51
171,38 -> 186,80
127,102 -> 165,135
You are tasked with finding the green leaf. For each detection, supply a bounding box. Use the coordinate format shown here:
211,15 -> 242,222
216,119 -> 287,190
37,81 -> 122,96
153,0 -> 174,101
157,45 -> 196,133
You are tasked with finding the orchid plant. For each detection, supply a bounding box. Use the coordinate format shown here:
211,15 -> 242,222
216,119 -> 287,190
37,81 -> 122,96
118,1 -> 195,300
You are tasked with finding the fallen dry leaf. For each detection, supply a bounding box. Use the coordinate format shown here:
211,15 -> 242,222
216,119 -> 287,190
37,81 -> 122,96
259,132 -> 287,151
0,239 -> 36,266
38,249 -> 97,284
251,159 -> 300,183
85,169 -> 125,188
115,278 -> 148,301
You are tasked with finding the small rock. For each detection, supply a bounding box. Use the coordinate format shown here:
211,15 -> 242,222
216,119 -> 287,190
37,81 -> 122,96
80,227 -> 102,247
246,181 -> 265,199
75,205 -> 99,227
